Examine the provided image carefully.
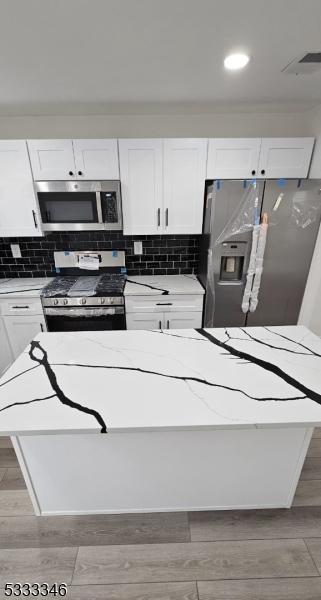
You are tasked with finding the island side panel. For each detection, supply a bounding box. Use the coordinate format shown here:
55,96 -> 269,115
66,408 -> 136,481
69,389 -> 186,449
11,436 -> 41,515
16,427 -> 312,516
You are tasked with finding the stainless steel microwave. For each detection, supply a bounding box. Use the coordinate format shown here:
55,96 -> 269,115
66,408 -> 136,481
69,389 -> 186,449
35,180 -> 122,231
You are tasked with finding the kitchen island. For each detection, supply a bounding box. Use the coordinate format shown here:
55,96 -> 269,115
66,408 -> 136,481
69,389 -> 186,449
0,325 -> 321,515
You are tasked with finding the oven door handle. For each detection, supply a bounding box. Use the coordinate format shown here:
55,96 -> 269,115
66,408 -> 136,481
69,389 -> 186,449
44,306 -> 125,317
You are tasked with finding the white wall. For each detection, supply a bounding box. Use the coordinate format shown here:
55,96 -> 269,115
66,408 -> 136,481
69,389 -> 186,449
0,109 -> 311,139
308,104 -> 321,178
299,103 -> 321,335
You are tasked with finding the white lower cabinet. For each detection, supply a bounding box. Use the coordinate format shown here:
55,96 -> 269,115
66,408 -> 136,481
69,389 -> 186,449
126,310 -> 202,330
165,312 -> 202,329
126,293 -> 203,330
0,318 -> 13,376
4,315 -> 47,359
126,312 -> 164,330
0,297 -> 47,365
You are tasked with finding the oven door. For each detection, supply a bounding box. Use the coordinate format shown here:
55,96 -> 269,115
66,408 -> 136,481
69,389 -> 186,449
45,306 -> 126,331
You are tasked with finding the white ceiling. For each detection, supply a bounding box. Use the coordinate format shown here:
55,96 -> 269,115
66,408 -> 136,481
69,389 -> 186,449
1,0 -> 321,115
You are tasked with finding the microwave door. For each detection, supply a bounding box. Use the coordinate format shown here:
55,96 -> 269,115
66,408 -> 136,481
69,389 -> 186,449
38,191 -> 103,231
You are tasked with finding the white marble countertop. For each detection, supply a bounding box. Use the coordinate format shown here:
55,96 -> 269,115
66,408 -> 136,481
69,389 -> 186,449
124,274 -> 204,296
0,325 -> 321,436
0,278 -> 52,298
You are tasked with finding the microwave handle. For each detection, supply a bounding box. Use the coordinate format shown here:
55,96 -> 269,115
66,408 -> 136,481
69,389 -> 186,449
96,192 -> 103,224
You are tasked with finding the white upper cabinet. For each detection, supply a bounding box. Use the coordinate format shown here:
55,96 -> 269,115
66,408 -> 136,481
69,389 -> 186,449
257,138 -> 315,178
72,139 -> 119,179
28,139 -> 76,180
120,138 -> 207,235
27,139 -> 119,180
207,137 -> 314,179
0,140 -> 42,237
119,139 -> 163,235
163,139 -> 207,234
207,138 -> 261,179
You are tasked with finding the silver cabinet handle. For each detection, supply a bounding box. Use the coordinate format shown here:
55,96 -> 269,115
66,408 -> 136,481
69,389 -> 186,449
32,210 -> 38,228
165,208 -> 169,227
157,208 -> 161,227
167,320 -> 170,329
158,320 -> 162,329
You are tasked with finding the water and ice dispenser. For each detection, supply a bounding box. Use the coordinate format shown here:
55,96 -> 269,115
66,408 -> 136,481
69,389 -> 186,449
219,242 -> 247,283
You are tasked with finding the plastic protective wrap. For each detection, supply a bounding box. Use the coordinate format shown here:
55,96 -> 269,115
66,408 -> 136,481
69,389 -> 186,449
41,277 -> 77,297
241,225 -> 260,313
249,220 -> 268,312
215,180 -> 261,246
291,189 -> 321,229
204,248 -> 215,327
68,275 -> 101,297
45,307 -> 120,317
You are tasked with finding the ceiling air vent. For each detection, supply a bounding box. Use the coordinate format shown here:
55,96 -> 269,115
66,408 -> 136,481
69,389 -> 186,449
282,52 -> 321,74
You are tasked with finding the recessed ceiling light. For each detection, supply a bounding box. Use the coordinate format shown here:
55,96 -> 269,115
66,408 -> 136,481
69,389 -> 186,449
224,53 -> 250,70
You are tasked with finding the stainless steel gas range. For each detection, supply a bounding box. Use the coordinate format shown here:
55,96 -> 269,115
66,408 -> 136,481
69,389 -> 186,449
42,274 -> 126,331
41,251 -> 126,331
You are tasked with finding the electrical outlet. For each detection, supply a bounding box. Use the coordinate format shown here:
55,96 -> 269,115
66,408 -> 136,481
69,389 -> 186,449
134,241 -> 143,255
11,244 -> 21,258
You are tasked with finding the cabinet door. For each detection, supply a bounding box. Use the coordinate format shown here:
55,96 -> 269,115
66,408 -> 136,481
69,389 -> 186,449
0,318 -> 13,375
119,139 -> 163,235
258,138 -> 315,178
27,139 -> 76,180
0,140 -> 42,237
4,316 -> 47,359
165,311 -> 203,329
126,312 -> 164,330
73,139 -> 119,179
207,138 -> 261,179
163,139 -> 207,234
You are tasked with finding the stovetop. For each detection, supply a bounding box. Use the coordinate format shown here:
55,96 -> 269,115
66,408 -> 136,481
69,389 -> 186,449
41,274 -> 126,299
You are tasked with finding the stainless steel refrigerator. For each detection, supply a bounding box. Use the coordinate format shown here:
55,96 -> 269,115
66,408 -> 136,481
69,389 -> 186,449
199,179 -> 321,327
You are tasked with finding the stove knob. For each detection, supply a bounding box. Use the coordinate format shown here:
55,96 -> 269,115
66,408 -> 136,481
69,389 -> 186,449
101,298 -> 105,304
63,299 -> 68,306
81,298 -> 86,305
53,299 -> 59,306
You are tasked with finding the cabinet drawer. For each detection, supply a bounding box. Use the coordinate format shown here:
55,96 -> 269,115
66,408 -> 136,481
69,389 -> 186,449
125,294 -> 203,313
0,297 -> 43,316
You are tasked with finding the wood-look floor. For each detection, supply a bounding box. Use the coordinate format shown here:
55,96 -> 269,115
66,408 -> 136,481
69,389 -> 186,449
1,431 -> 321,599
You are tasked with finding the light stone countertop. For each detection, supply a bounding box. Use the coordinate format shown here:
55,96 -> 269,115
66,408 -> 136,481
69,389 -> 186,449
124,274 -> 204,296
0,325 -> 321,435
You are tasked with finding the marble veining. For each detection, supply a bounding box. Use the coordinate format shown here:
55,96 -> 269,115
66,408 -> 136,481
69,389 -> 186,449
124,274 -> 204,296
126,279 -> 169,295
0,326 -> 321,436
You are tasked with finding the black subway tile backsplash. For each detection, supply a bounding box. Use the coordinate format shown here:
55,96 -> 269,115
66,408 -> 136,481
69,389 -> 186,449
0,232 -> 200,278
